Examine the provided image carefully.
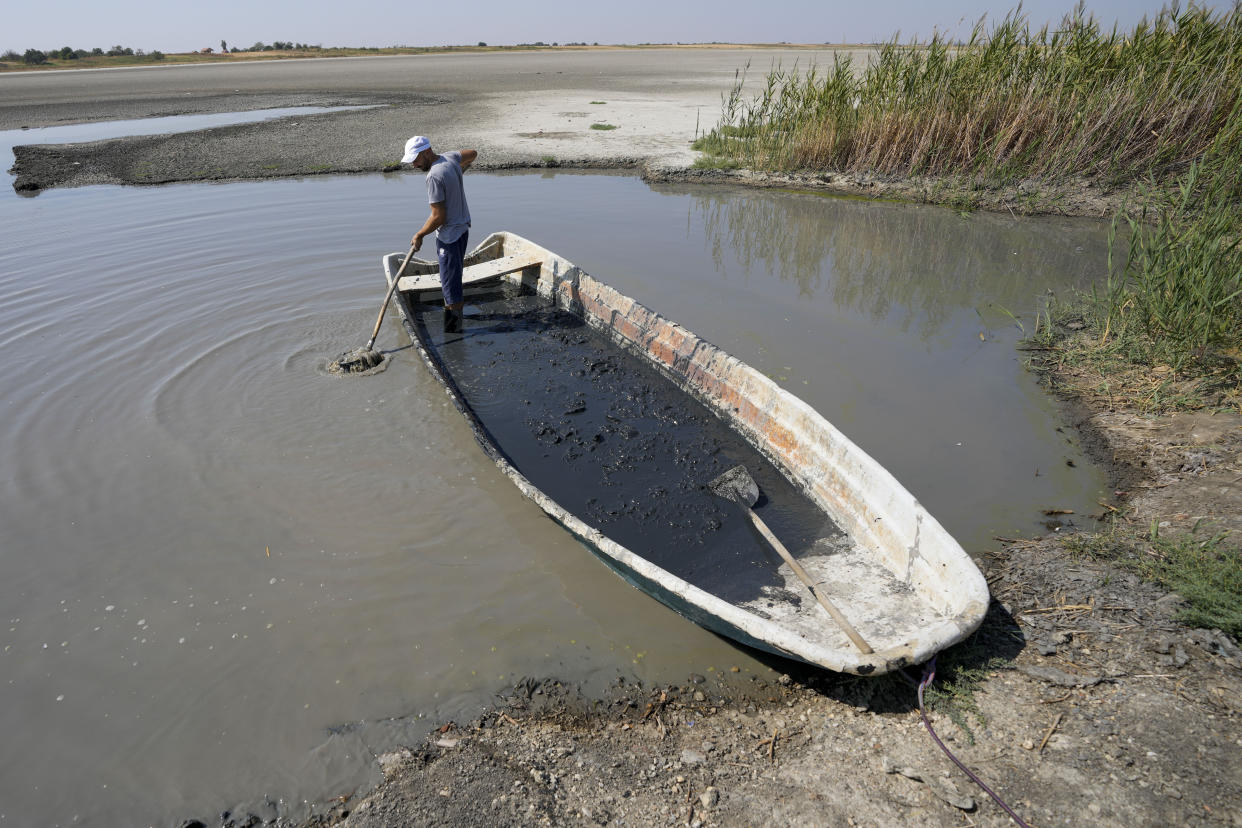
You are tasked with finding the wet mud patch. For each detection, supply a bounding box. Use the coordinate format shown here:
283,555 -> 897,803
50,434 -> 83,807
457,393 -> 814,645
412,283 -> 843,606
325,347 -> 390,376
8,92 -> 439,192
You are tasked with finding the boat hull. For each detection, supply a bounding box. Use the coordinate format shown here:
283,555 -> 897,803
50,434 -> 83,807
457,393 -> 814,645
383,232 -> 989,674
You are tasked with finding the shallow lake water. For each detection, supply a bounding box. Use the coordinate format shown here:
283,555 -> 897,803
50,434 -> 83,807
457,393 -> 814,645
0,163 -> 1110,825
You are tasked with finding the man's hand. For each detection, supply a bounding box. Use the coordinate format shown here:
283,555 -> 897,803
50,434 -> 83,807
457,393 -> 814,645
412,203 -> 447,253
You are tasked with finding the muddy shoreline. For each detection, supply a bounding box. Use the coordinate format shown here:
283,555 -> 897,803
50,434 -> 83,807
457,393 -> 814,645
6,56 -> 1238,827
11,117 -> 1129,219
246,389 -> 1237,828
266,397 -> 1241,828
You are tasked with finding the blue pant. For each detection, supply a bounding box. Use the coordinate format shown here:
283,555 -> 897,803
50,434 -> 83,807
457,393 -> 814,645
437,231 -> 469,306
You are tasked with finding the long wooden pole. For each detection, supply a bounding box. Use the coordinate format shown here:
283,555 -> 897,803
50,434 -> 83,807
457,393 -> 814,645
365,244 -> 419,351
741,505 -> 874,655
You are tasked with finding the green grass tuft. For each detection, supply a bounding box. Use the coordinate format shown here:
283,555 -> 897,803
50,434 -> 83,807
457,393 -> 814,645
1068,523 -> 1242,637
922,656 -> 1012,742
690,155 -> 745,170
1147,527 -> 1242,635
590,123 -> 618,131
917,601 -> 1024,742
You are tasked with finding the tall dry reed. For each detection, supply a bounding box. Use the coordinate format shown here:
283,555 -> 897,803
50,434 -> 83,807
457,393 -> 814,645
698,3 -> 1242,187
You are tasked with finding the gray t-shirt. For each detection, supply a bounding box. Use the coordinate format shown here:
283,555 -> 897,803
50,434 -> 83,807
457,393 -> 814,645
425,151 -> 471,244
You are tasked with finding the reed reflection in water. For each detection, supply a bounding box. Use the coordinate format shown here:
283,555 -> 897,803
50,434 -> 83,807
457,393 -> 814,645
682,185 -> 1107,342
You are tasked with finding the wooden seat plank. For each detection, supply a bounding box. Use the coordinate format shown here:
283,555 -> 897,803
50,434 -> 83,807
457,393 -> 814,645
397,252 -> 545,293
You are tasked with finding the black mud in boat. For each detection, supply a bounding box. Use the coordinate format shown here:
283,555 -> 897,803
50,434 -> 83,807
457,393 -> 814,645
383,232 -> 988,675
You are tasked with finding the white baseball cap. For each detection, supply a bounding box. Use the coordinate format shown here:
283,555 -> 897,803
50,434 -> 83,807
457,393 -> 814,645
401,135 -> 431,163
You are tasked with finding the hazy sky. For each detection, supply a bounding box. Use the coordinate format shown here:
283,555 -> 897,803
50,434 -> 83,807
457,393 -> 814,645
4,0 -> 1234,55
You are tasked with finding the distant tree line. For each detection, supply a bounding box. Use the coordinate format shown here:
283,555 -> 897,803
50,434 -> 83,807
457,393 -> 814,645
244,42 -> 321,51
0,41 -> 327,65
2,45 -> 164,64
1,39 -> 607,66
513,42 -> 599,47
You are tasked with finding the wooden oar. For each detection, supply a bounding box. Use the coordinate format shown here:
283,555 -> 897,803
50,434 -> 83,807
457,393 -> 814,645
708,465 -> 874,654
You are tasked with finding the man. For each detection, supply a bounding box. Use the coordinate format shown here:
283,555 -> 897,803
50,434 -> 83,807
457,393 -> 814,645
403,135 -> 478,332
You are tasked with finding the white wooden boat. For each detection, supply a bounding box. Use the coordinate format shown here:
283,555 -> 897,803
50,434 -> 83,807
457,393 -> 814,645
383,232 -> 989,675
